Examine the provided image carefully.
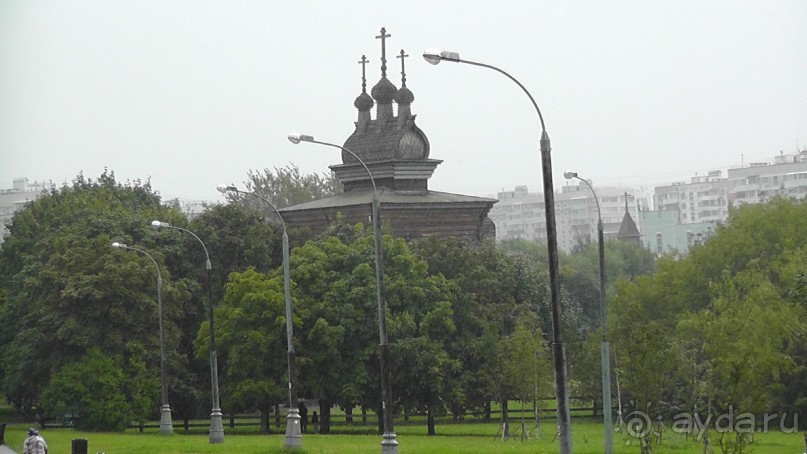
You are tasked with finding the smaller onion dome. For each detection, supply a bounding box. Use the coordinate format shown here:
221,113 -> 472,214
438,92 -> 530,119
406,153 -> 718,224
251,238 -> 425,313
395,86 -> 414,105
354,92 -> 373,111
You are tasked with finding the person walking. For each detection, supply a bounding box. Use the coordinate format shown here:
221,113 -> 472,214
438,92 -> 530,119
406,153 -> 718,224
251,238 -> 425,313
22,428 -> 47,454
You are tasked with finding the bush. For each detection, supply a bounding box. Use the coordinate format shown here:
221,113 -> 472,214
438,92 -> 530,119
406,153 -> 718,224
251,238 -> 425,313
41,348 -> 147,431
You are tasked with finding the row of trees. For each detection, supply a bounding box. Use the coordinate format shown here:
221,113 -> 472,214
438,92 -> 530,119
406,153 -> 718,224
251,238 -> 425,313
609,197 -> 807,452
3,168 -> 803,450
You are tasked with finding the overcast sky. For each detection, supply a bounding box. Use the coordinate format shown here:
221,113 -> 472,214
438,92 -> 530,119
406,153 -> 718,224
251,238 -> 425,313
2,1 -> 806,202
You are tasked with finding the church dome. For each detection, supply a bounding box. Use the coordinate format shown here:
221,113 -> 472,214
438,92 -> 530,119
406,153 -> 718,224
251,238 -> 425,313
371,76 -> 397,104
395,86 -> 414,105
354,92 -> 373,111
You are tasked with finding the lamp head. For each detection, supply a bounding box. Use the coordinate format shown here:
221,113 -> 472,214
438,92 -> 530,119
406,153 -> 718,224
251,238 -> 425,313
216,184 -> 238,194
563,170 -> 578,180
422,49 -> 461,65
287,132 -> 314,144
151,220 -> 169,229
111,242 -> 125,248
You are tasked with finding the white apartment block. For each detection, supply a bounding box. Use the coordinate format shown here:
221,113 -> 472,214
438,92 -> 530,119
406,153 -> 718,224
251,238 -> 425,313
490,183 -> 638,252
489,186 -> 547,243
726,150 -> 807,205
0,178 -> 56,244
653,170 -> 729,224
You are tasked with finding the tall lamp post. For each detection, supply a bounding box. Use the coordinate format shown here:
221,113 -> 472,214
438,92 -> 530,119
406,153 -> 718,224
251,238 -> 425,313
563,171 -> 613,454
287,132 -> 398,454
111,242 -> 173,435
150,221 -> 224,444
422,49 -> 571,453
215,184 -> 302,450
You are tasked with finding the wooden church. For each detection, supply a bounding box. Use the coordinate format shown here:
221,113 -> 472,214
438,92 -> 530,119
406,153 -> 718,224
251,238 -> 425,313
279,28 -> 496,243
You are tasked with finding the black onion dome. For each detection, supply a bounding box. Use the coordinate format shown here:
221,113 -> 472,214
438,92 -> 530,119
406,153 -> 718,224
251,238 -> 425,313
354,92 -> 373,111
395,86 -> 414,105
371,76 -> 397,104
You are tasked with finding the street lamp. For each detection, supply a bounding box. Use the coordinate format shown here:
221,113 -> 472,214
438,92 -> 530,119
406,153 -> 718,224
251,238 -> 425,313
111,241 -> 173,435
423,49 -> 572,453
287,132 -> 398,454
150,221 -> 224,444
215,183 -> 302,450
563,171 -> 613,454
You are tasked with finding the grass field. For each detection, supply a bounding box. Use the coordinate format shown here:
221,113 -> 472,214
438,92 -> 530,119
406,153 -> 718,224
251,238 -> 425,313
1,420 -> 804,453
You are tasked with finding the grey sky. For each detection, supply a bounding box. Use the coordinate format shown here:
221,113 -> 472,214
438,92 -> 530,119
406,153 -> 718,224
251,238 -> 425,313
2,1 -> 805,202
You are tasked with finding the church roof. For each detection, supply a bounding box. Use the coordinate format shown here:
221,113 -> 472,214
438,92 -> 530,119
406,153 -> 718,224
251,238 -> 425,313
617,210 -> 641,239
279,189 -> 496,213
343,124 -> 428,162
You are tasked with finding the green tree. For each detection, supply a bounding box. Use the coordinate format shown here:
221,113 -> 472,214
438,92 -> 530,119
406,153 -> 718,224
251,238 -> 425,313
40,348 -> 155,431
501,313 -> 552,434
203,268 -> 289,432
0,171 -> 192,422
289,223 -> 458,434
159,202 -> 287,423
609,197 -> 807,451
242,164 -> 338,209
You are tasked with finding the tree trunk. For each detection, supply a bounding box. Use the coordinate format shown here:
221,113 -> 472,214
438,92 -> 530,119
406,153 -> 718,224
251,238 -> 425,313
274,403 -> 280,428
319,399 -> 331,434
501,400 -> 510,438
345,406 -> 353,423
377,407 -> 383,435
427,407 -> 436,436
484,401 -> 491,421
533,400 -> 540,428
260,408 -> 269,434
362,407 -> 367,423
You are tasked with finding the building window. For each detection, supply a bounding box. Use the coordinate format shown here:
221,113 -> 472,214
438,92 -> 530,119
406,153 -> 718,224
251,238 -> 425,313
656,232 -> 663,254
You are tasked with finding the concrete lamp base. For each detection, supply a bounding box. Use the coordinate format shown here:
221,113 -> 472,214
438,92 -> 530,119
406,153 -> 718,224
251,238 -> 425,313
284,408 -> 302,450
159,404 -> 174,435
381,432 -> 398,454
209,408 -> 224,444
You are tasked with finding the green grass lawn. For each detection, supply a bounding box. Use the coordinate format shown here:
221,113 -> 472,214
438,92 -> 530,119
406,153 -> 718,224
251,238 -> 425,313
1,420 -> 803,453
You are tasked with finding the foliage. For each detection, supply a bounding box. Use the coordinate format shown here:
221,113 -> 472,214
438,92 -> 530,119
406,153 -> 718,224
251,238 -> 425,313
40,348 -> 155,431
0,171 -> 192,421
200,268 -> 289,429
610,196 -> 807,447
242,164 -> 338,209
288,222 -> 458,433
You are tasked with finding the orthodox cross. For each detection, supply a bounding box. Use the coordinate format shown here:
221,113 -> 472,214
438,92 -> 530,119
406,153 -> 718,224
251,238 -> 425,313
397,49 -> 409,87
375,27 -> 391,76
358,55 -> 369,93
622,192 -> 633,212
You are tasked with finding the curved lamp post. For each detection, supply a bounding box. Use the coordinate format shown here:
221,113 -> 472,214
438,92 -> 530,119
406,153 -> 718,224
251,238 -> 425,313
150,221 -> 224,444
287,132 -> 398,454
215,183 -> 302,450
422,49 -> 571,453
111,242 -> 173,435
563,171 -> 613,454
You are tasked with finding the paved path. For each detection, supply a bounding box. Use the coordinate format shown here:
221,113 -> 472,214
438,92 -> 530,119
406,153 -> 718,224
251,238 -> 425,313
0,445 -> 17,454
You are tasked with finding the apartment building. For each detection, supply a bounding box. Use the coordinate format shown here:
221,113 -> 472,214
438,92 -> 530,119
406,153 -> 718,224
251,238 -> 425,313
726,150 -> 807,205
653,170 -> 729,225
490,183 -> 637,252
0,178 -> 56,243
